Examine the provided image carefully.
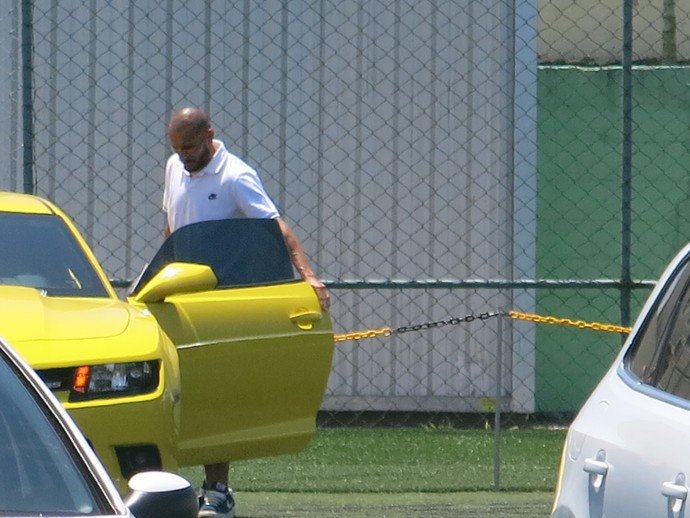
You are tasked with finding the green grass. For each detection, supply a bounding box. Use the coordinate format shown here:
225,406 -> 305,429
230,491 -> 554,517
180,425 -> 566,493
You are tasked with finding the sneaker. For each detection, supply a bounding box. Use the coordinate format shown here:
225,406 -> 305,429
198,481 -> 235,518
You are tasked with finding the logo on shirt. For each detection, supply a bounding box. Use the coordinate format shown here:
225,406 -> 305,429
208,193 -> 218,200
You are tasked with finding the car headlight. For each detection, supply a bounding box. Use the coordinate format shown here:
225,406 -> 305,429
69,361 -> 160,401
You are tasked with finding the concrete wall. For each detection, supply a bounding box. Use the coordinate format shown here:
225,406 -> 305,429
539,0 -> 690,64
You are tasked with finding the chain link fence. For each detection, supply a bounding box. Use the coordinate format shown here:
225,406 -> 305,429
1,0 -> 690,487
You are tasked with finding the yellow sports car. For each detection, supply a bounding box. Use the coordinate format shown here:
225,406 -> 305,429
0,191 -> 334,492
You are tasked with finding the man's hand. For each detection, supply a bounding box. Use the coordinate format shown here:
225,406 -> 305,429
305,275 -> 330,311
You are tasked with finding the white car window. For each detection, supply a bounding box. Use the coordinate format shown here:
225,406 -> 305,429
627,258 -> 690,399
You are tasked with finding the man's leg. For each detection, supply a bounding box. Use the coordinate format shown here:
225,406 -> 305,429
198,462 -> 235,518
205,462 -> 229,486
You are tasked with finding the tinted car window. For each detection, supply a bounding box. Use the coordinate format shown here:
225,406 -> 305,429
130,218 -> 295,294
0,353 -> 111,514
627,257 -> 690,399
0,213 -> 109,297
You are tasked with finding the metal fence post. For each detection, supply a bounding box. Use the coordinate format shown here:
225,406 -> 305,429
21,0 -> 34,195
620,0 -> 634,328
494,312 -> 504,491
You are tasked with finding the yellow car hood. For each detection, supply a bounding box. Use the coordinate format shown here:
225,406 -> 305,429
0,286 -> 159,368
0,286 -> 129,341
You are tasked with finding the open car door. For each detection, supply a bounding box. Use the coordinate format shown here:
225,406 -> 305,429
128,219 -> 334,466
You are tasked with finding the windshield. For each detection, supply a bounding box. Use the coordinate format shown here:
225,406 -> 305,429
0,213 -> 109,297
0,351 -> 112,514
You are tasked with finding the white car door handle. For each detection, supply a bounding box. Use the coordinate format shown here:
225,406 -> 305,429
662,474 -> 688,514
583,450 -> 608,491
661,482 -> 688,500
583,458 -> 608,476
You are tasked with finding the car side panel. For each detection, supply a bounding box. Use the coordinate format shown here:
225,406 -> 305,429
142,280 -> 334,466
553,369 -> 690,518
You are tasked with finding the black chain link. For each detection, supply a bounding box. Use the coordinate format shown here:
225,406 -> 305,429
392,311 -> 504,335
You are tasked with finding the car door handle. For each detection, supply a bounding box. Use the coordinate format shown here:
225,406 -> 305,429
583,450 -> 608,491
290,309 -> 322,330
662,482 -> 688,500
583,458 -> 608,476
662,473 -> 688,513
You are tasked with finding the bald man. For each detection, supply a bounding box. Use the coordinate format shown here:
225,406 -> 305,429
162,107 -> 329,518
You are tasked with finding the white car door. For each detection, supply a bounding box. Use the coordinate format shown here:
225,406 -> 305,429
554,249 -> 690,517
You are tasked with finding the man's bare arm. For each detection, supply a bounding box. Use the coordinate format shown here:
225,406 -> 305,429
276,217 -> 330,311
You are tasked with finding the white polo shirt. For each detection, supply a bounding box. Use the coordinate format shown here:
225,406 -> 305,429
162,139 -> 280,233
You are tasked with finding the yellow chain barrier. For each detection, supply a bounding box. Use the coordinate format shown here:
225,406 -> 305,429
507,310 -> 632,334
334,327 -> 392,343
333,310 -> 632,343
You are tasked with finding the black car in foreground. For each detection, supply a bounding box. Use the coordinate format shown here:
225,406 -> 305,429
0,333 -> 197,517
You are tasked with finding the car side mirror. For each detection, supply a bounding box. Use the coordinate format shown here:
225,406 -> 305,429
129,262 -> 217,303
124,471 -> 198,518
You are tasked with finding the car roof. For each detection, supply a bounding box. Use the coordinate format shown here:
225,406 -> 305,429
0,191 -> 56,215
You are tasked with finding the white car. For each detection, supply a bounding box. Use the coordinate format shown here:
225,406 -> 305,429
0,333 -> 197,517
552,241 -> 690,517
